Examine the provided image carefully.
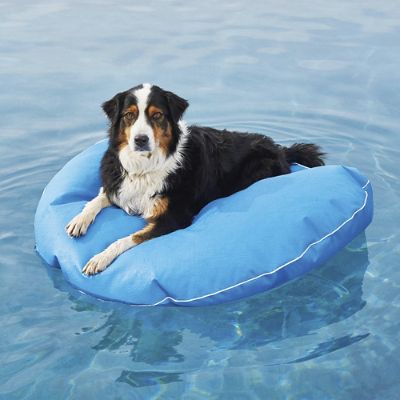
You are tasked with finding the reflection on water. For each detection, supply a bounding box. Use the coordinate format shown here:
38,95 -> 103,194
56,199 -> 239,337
117,370 -> 183,388
288,333 -> 369,364
46,234 -> 369,388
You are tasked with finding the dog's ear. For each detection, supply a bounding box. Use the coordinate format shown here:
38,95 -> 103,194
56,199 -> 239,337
165,91 -> 189,123
102,93 -> 122,122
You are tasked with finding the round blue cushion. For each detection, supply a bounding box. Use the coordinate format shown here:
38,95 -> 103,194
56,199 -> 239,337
34,140 -> 373,306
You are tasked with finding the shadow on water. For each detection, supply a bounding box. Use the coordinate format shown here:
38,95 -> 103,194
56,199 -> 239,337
46,233 -> 369,388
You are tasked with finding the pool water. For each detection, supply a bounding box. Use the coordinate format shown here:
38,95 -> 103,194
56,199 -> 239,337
1,1 -> 399,398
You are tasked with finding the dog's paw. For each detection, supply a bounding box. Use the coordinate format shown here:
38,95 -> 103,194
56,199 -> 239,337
65,212 -> 94,237
82,251 -> 112,276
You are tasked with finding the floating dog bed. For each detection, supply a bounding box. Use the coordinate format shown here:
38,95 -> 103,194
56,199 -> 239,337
34,140 -> 373,306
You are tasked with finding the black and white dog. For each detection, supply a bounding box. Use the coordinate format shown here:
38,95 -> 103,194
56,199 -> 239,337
66,84 -> 324,275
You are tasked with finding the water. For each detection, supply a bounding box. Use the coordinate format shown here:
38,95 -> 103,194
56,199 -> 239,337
1,0 -> 399,398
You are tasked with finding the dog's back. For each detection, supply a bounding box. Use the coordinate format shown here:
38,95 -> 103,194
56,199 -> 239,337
163,126 -> 324,214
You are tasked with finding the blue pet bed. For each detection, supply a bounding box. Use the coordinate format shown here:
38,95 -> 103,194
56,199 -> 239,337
34,140 -> 373,306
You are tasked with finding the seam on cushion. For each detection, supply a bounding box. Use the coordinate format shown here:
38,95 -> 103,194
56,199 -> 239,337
292,162 -> 310,169
139,183 -> 370,306
362,180 -> 370,189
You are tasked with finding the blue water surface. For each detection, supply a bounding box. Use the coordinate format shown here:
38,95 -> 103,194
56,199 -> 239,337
1,1 -> 399,399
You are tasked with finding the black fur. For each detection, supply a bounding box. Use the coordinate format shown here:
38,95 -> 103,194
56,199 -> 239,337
163,128 -> 291,219
100,85 -> 325,241
284,143 -> 325,167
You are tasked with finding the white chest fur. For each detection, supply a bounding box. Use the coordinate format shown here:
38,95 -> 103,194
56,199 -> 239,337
112,170 -> 167,218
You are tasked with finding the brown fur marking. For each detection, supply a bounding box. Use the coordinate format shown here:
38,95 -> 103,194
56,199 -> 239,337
132,223 -> 156,245
131,197 -> 169,244
118,105 -> 139,150
118,128 -> 129,150
148,197 -> 169,221
148,105 -> 162,117
126,104 -> 138,115
148,105 -> 172,154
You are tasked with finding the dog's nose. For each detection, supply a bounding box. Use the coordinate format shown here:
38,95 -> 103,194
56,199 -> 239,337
134,135 -> 149,148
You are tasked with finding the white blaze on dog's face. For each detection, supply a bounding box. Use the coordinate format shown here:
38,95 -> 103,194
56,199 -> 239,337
128,83 -> 154,154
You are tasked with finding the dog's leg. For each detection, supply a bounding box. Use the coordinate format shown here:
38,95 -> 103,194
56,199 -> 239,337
82,223 -> 154,275
82,200 -> 192,275
66,188 -> 111,237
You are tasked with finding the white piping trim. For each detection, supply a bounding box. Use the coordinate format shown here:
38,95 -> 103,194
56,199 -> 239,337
140,181 -> 370,306
292,162 -> 310,169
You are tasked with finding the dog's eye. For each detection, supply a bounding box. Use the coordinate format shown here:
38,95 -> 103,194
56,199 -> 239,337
151,112 -> 163,121
124,112 -> 136,121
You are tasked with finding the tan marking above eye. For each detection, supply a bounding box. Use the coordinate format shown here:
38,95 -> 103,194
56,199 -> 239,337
148,105 -> 164,121
126,104 -> 138,113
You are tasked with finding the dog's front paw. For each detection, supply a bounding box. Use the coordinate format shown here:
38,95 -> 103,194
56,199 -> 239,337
82,251 -> 112,276
66,212 -> 94,237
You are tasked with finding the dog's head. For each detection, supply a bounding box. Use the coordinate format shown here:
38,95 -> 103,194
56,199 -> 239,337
102,84 -> 188,159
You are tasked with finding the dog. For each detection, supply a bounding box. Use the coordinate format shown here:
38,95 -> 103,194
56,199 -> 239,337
66,83 -> 324,275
